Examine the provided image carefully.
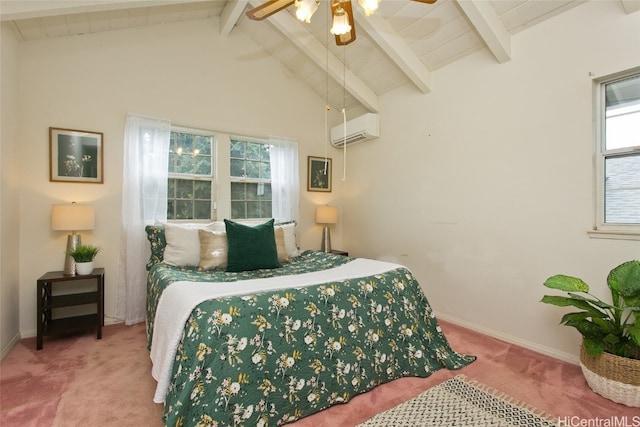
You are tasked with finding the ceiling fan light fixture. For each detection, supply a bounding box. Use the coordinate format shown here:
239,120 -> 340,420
330,6 -> 351,35
294,0 -> 319,23
357,0 -> 380,16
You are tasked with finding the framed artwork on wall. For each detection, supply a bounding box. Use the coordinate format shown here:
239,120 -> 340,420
307,156 -> 332,192
50,127 -> 104,183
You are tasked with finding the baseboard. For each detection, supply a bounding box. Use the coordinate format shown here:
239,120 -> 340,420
0,332 -> 21,362
435,311 -> 580,365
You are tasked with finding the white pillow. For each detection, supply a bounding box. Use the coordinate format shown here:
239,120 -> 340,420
276,222 -> 299,257
163,222 -> 216,267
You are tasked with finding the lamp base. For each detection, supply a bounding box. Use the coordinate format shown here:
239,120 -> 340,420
321,225 -> 332,253
64,234 -> 81,276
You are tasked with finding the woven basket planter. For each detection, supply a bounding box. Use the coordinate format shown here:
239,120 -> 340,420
580,345 -> 640,407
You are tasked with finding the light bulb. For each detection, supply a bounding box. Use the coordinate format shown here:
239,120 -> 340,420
295,0 -> 319,23
358,0 -> 379,16
330,7 -> 351,36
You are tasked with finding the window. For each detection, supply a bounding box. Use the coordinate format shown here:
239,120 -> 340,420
167,128 -> 214,220
230,138 -> 272,219
592,69 -> 640,238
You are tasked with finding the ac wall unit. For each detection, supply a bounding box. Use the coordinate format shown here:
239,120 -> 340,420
330,113 -> 379,147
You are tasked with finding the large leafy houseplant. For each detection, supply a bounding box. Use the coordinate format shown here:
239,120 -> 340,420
542,260 -> 640,360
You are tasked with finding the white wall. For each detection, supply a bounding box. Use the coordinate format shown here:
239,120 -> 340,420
342,0 -> 640,361
15,17 -> 343,339
0,24 -> 21,359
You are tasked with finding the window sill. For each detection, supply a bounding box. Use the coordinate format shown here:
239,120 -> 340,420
587,229 -> 640,241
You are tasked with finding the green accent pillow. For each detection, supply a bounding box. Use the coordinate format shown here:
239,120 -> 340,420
224,219 -> 281,272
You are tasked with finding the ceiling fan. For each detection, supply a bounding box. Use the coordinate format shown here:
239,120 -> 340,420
246,0 -> 437,46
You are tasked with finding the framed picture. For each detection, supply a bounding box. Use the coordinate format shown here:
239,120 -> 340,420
307,156 -> 332,192
50,127 -> 104,183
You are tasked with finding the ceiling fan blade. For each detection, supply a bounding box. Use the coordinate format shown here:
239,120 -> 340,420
246,0 -> 295,20
333,0 -> 357,46
412,0 -> 438,3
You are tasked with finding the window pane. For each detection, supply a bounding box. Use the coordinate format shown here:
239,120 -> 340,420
245,160 -> 260,178
605,74 -> 640,150
195,135 -> 211,155
167,199 -> 174,218
261,161 -> 271,179
246,183 -> 271,200
194,201 -> 211,219
246,142 -> 261,160
230,159 -> 245,177
230,140 -> 245,158
263,183 -> 272,199
175,200 -> 193,219
175,179 -> 193,198
263,201 -> 272,218
170,132 -> 213,175
604,154 -> 640,224
231,201 -> 245,218
247,201 -> 262,218
194,157 -> 212,175
246,182 -> 259,200
260,143 -> 270,161
230,182 -> 245,200
194,180 -> 211,199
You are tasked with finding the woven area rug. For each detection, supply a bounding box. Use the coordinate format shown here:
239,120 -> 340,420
356,375 -> 558,427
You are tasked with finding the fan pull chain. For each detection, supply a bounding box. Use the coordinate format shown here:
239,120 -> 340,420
341,108 -> 347,180
341,43 -> 347,181
324,0 -> 331,173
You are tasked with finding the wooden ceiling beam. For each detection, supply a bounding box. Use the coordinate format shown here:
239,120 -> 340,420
246,0 -> 380,112
352,5 -> 432,94
455,0 -> 511,63
220,0 -> 248,36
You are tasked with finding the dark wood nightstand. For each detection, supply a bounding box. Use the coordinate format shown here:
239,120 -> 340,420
36,268 -> 104,350
330,249 -> 349,256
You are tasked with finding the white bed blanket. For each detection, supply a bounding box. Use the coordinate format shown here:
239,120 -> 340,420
151,257 -> 402,403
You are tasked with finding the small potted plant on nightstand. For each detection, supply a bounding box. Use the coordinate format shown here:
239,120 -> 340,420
541,260 -> 640,407
66,244 -> 101,276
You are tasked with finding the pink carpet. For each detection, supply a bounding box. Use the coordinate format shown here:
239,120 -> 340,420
1,320 -> 636,426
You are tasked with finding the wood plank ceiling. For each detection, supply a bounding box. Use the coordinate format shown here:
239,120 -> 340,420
2,0 -> 639,116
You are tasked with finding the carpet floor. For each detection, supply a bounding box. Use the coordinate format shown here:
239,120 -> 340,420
1,320 -> 636,426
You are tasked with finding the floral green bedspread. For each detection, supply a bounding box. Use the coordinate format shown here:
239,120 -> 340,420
146,251 -> 351,349
148,252 -> 475,426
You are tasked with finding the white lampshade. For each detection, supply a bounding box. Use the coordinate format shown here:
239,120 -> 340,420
358,0 -> 380,16
316,206 -> 338,224
295,0 -> 318,23
330,7 -> 351,36
51,203 -> 95,232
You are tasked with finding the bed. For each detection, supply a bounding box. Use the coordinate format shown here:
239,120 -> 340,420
145,220 -> 475,426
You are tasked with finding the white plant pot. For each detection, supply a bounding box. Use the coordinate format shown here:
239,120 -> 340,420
75,262 -> 94,276
580,345 -> 640,407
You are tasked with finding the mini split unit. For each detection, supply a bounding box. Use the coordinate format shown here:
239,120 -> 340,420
330,113 -> 379,147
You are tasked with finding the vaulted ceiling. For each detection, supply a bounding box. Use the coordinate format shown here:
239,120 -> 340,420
2,0 -> 639,115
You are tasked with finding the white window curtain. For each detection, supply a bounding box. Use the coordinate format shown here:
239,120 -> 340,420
115,113 -> 171,325
269,136 -> 299,223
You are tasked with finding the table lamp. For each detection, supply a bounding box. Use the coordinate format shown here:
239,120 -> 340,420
316,205 -> 338,253
51,202 -> 95,275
